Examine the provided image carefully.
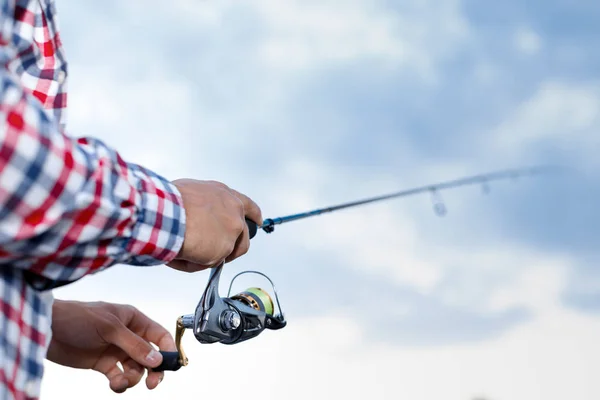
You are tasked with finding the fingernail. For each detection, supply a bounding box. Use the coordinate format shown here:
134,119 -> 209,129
158,376 -> 163,384
146,349 -> 161,363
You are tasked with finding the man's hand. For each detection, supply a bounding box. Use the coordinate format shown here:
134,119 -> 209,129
168,179 -> 262,273
47,300 -> 175,393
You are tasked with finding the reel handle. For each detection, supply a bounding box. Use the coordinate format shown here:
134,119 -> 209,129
153,351 -> 182,372
152,317 -> 189,372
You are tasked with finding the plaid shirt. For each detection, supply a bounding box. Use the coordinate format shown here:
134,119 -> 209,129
0,1 -> 187,398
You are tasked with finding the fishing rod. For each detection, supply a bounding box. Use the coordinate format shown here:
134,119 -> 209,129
246,165 -> 557,236
153,165 -> 558,372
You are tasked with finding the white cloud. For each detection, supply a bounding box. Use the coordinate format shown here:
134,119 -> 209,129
255,0 -> 412,71
54,0 -> 589,327
129,0 -> 471,83
255,0 -> 469,83
487,260 -> 568,314
66,66 -> 196,178
58,0 -> 486,295
515,27 -> 542,55
61,0 -> 474,181
42,278 -> 600,400
488,81 -> 600,170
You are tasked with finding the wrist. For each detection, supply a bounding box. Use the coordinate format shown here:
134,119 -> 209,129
123,167 -> 187,265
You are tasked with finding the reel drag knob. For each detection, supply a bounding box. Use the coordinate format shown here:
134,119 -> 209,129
230,287 -> 275,315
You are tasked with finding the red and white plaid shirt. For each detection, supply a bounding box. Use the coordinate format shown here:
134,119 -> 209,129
0,1 -> 187,398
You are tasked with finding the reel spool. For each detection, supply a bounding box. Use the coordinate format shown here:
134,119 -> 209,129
231,288 -> 275,315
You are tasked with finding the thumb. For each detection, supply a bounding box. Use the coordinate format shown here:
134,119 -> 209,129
106,326 -> 163,369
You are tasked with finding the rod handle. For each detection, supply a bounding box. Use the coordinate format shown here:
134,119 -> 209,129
246,218 -> 258,239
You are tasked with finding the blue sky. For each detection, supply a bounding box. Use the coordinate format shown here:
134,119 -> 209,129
41,1 -> 600,399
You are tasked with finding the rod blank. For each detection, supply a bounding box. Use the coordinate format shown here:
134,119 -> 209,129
253,165 -> 559,234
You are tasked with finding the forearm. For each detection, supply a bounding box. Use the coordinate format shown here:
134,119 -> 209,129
0,67 -> 186,289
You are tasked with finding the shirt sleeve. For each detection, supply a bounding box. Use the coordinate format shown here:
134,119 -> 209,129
0,62 -> 186,290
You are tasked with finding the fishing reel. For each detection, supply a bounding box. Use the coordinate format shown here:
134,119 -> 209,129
154,262 -> 286,372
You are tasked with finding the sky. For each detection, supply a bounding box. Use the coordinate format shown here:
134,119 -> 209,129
38,0 -> 600,399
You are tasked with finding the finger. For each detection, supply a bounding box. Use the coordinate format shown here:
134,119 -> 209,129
128,311 -> 178,352
122,358 -> 145,389
225,222 -> 250,263
103,324 -> 164,369
127,309 -> 176,389
228,188 -> 263,225
146,369 -> 164,390
93,350 -> 129,393
107,364 -> 129,393
167,259 -> 211,273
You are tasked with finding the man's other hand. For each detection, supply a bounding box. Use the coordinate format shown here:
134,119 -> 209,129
47,300 -> 175,393
168,179 -> 262,273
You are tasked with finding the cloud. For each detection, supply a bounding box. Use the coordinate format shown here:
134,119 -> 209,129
36,0 -> 600,398
514,27 -> 543,55
42,269 -> 600,400
487,81 -> 600,170
55,0 -> 594,342
252,0 -> 468,81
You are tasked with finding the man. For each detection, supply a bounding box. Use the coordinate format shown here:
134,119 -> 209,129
0,1 -> 262,398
